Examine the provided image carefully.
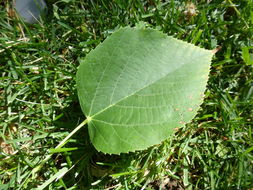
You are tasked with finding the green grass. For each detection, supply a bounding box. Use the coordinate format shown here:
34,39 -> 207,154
0,0 -> 253,189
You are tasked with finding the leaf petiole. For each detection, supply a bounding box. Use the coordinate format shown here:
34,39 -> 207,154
31,118 -> 88,178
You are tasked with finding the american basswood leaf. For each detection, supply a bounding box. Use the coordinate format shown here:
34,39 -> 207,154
77,27 -> 214,154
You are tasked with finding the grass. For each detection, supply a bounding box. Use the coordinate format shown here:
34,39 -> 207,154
0,0 -> 253,189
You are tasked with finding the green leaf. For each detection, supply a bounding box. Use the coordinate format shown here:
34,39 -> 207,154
77,27 -> 214,154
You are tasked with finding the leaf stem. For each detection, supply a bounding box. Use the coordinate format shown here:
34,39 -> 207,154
31,119 -> 88,178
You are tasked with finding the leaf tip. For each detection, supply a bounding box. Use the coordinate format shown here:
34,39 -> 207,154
211,46 -> 221,54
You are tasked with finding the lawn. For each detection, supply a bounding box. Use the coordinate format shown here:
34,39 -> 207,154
0,0 -> 253,189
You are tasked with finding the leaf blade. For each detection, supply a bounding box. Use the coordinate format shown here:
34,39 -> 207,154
77,27 -> 214,154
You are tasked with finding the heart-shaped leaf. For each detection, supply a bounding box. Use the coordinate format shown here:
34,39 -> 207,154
77,27 -> 214,154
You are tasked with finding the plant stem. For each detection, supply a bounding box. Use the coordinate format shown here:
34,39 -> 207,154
31,118 -> 88,177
